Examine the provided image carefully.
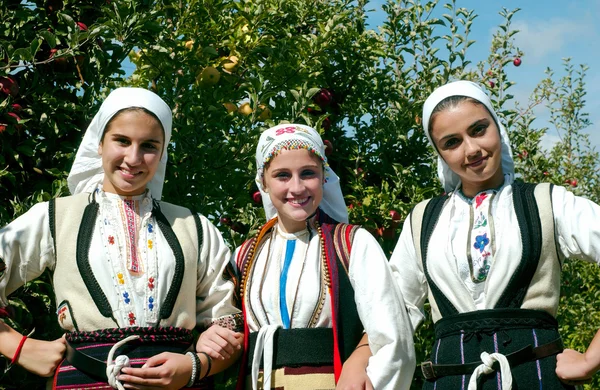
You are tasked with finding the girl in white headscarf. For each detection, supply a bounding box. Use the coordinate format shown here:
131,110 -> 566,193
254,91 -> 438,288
199,123 -> 415,390
390,80 -> 600,389
0,87 -> 242,389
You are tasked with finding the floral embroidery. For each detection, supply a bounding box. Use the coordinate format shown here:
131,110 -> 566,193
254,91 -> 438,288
147,223 -> 153,233
148,297 -> 154,311
475,193 -> 488,208
148,239 -> 153,249
474,233 -> 490,253
148,277 -> 155,290
58,306 -> 67,324
123,292 -> 130,304
117,273 -> 125,284
128,312 -> 136,325
474,212 -> 488,229
108,235 -> 115,245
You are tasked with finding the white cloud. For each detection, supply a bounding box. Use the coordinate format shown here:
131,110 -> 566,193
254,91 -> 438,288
513,19 -> 592,64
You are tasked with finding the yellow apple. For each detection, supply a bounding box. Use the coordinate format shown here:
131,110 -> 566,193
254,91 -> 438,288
223,102 -> 237,113
222,55 -> 239,72
196,66 -> 220,87
184,40 -> 194,50
257,104 -> 272,121
238,102 -> 253,116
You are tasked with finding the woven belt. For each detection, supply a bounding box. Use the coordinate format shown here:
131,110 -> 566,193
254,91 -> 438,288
65,340 -> 111,382
64,327 -> 193,382
246,327 -> 334,370
420,338 -> 563,381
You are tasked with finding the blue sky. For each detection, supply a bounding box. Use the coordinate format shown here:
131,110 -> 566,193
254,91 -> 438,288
366,0 -> 600,151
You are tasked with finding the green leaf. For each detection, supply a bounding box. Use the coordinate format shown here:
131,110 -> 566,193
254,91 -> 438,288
39,31 -> 57,48
12,47 -> 33,62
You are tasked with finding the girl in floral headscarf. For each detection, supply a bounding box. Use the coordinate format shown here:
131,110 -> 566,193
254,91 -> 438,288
0,87 -> 241,389
390,80 -> 600,389
199,123 -> 415,390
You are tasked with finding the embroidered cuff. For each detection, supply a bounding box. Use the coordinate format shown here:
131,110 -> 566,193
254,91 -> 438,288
211,313 -> 244,332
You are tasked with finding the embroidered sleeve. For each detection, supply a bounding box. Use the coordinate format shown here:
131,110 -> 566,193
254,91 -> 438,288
0,202 -> 56,307
210,312 -> 244,332
195,215 -> 242,327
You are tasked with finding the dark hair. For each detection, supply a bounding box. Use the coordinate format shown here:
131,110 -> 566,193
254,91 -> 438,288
100,107 -> 165,142
428,95 -> 486,134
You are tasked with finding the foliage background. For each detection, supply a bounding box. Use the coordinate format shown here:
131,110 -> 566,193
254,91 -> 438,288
0,0 -> 598,388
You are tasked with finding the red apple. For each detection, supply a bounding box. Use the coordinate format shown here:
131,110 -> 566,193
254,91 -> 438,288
571,179 -> 578,187
252,191 -> 262,204
77,22 -> 88,31
314,88 -> 333,108
322,117 -> 331,131
0,76 -> 19,97
513,57 -> 522,67
543,171 -> 549,176
324,139 -> 333,156
0,124 -> 6,133
7,112 -> 20,122
390,210 -> 401,228
11,103 -> 22,112
489,81 -> 495,88
220,216 -> 231,226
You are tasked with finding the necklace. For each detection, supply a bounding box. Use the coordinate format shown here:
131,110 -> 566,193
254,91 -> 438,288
241,218 -> 331,328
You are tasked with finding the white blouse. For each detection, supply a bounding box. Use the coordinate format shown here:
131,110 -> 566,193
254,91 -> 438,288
235,223 -> 416,390
390,183 -> 600,332
0,190 -> 239,329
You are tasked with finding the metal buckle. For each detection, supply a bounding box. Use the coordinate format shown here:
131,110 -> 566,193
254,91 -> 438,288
421,360 -> 436,380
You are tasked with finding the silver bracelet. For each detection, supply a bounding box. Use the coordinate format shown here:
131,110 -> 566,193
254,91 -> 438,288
185,351 -> 199,387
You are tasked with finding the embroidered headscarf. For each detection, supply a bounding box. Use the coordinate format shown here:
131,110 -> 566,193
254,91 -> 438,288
422,80 -> 515,193
255,123 -> 348,223
67,88 -> 172,198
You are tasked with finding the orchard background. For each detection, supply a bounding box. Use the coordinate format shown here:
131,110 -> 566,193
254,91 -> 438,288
1,0 -> 599,389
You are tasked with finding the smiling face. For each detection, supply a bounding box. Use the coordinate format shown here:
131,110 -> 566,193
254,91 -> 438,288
429,99 -> 504,197
263,148 -> 324,233
98,109 -> 164,196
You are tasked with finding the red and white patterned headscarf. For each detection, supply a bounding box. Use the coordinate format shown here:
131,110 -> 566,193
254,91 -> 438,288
255,123 -> 348,223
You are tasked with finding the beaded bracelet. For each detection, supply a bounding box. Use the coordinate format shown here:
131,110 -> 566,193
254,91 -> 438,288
198,351 -> 212,380
185,351 -> 201,387
10,335 -> 27,365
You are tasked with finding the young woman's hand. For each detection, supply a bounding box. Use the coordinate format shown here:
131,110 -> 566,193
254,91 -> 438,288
337,339 -> 373,390
18,336 -> 66,377
556,348 -> 595,385
196,324 -> 243,360
118,352 -> 192,390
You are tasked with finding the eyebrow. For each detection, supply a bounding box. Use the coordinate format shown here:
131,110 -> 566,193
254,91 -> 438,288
270,164 -> 319,173
437,118 -> 490,143
110,133 -> 162,144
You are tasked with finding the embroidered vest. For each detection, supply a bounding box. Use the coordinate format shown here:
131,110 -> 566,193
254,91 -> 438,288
410,182 -> 561,322
49,192 -> 203,331
236,210 -> 362,383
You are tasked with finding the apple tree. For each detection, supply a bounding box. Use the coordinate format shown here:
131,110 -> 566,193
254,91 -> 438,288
1,0 -> 599,389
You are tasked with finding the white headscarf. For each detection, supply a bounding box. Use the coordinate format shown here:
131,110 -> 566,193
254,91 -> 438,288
422,80 -> 515,193
255,123 -> 349,223
67,87 -> 172,198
